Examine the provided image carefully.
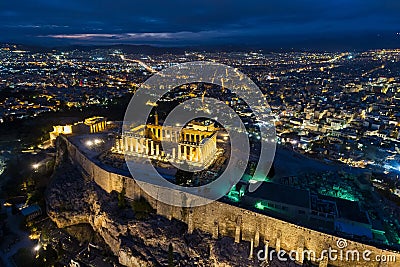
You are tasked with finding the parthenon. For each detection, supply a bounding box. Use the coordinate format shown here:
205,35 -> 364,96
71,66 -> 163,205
113,119 -> 218,167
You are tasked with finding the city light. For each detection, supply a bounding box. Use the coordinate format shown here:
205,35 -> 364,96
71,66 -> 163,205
32,163 -> 40,169
34,244 -> 41,251
86,140 -> 94,147
255,202 -> 267,210
94,139 -> 102,145
86,139 -> 103,147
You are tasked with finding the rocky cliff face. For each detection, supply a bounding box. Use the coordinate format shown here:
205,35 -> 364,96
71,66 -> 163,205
46,139 -> 257,267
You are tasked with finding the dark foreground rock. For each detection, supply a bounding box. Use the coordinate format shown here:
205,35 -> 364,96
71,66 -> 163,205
46,158 -> 265,267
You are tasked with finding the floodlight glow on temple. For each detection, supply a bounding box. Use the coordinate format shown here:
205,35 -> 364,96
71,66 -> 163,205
113,114 -> 219,168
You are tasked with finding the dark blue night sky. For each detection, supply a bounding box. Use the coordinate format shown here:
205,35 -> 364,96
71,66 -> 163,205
1,0 -> 399,49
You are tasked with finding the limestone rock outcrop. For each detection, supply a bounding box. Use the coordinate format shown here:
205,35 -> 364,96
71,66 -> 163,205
46,154 -> 255,267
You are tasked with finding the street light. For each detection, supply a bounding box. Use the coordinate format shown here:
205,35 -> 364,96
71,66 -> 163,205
32,163 -> 40,170
34,244 -> 41,252
86,140 -> 94,147
86,139 -> 103,147
94,139 -> 102,144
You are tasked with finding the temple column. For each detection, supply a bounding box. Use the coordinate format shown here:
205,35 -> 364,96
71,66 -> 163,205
124,137 -> 128,152
114,139 -> 118,151
150,141 -> 154,155
156,144 -> 160,156
137,138 -> 141,153
194,148 -> 199,162
198,149 -> 202,164
140,138 -> 145,153
145,139 -> 149,154
189,147 -> 193,161
172,148 -> 176,159
183,146 -> 187,160
178,144 -> 181,159
130,137 -> 134,152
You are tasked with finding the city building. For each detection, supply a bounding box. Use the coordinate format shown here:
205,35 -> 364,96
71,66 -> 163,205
242,182 -> 373,239
49,116 -> 107,143
21,204 -> 42,221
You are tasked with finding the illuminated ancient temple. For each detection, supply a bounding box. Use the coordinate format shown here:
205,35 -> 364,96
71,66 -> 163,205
113,117 -> 218,167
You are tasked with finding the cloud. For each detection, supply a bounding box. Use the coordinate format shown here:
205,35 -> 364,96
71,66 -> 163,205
41,31 -> 231,42
5,24 -> 69,29
0,0 -> 399,48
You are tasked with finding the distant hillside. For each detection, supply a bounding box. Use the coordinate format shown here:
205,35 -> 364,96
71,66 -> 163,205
0,42 -> 266,55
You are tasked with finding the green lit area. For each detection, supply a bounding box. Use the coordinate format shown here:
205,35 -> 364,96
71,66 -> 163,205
241,174 -> 270,183
383,223 -> 400,245
225,181 -> 247,202
251,176 -> 271,182
225,175 -> 270,203
255,201 -> 267,210
318,188 -> 358,202
226,185 -> 240,202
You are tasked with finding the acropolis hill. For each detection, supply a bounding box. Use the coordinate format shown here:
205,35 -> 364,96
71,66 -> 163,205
43,120 -> 400,267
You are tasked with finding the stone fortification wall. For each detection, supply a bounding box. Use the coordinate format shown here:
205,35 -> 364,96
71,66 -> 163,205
62,136 -> 398,267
